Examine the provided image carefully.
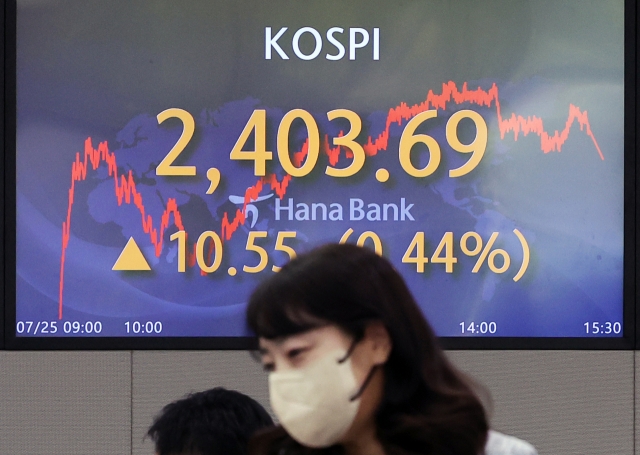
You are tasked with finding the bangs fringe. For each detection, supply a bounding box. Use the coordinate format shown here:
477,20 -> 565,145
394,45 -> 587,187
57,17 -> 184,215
247,277 -> 327,339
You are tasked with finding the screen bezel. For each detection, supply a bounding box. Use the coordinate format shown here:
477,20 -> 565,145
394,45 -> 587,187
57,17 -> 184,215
0,0 -> 6,350
3,0 -> 637,350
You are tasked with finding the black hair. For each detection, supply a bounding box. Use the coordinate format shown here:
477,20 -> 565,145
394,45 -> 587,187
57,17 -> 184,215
147,387 -> 274,455
247,243 -> 488,455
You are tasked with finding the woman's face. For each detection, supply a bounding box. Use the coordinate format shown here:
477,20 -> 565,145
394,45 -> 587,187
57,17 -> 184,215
259,325 -> 352,373
259,323 -> 391,447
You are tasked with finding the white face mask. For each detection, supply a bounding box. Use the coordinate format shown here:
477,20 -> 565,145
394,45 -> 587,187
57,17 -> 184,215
268,348 -> 361,448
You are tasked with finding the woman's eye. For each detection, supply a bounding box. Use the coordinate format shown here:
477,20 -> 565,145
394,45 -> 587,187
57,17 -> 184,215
262,362 -> 275,372
287,347 -> 307,359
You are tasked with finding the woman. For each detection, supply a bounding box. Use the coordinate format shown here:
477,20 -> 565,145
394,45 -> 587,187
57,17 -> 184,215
247,243 -> 489,455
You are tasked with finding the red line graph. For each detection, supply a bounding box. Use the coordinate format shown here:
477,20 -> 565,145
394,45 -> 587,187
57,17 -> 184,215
358,81 -> 603,160
58,80 -> 603,318
58,139 -> 291,318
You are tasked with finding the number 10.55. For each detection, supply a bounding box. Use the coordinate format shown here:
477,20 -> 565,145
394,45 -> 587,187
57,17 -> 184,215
169,230 -> 297,274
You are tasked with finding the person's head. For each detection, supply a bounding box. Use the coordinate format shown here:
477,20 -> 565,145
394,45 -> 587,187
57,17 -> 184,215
247,243 -> 488,455
147,387 -> 274,455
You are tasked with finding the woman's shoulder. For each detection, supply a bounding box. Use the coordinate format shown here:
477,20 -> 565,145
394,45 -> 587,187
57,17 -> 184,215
484,430 -> 538,455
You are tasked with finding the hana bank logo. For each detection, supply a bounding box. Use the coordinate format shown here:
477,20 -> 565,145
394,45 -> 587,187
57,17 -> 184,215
229,192 -> 274,228
265,27 -> 380,61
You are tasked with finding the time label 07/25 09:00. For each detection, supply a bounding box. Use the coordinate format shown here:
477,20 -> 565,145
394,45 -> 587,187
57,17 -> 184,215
16,320 -> 103,335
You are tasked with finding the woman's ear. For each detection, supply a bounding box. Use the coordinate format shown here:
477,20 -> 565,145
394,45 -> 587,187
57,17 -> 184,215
364,321 -> 392,365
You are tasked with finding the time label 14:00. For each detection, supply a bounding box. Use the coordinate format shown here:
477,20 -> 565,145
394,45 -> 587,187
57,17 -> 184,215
170,229 -> 529,282
154,107 -> 488,180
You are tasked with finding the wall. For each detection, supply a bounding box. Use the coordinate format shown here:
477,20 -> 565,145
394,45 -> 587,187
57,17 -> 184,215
0,350 -> 635,455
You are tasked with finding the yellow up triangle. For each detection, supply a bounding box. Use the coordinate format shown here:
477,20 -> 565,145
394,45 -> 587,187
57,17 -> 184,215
112,237 -> 151,271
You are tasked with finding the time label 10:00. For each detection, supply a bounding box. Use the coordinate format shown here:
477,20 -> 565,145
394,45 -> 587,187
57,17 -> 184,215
124,321 -> 163,334
171,228 -> 529,282
154,107 -> 488,180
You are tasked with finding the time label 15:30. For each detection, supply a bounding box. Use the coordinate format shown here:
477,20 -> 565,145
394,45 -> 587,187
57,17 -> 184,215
583,322 -> 621,335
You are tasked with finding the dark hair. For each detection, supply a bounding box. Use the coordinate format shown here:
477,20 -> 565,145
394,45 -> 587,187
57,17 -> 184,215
147,387 -> 274,455
247,243 -> 488,455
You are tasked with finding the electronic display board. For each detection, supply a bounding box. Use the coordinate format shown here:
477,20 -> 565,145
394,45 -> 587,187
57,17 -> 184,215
5,0 -> 635,348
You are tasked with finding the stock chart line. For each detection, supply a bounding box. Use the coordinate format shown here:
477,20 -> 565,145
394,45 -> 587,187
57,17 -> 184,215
58,80 -> 603,318
58,138 -> 290,318
355,81 -> 603,160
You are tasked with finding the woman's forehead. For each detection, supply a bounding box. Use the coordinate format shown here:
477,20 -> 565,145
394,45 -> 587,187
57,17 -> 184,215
258,328 -> 319,350
259,325 -> 351,352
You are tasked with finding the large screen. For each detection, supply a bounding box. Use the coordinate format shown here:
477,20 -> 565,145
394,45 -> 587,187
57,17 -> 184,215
7,0 -> 634,348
